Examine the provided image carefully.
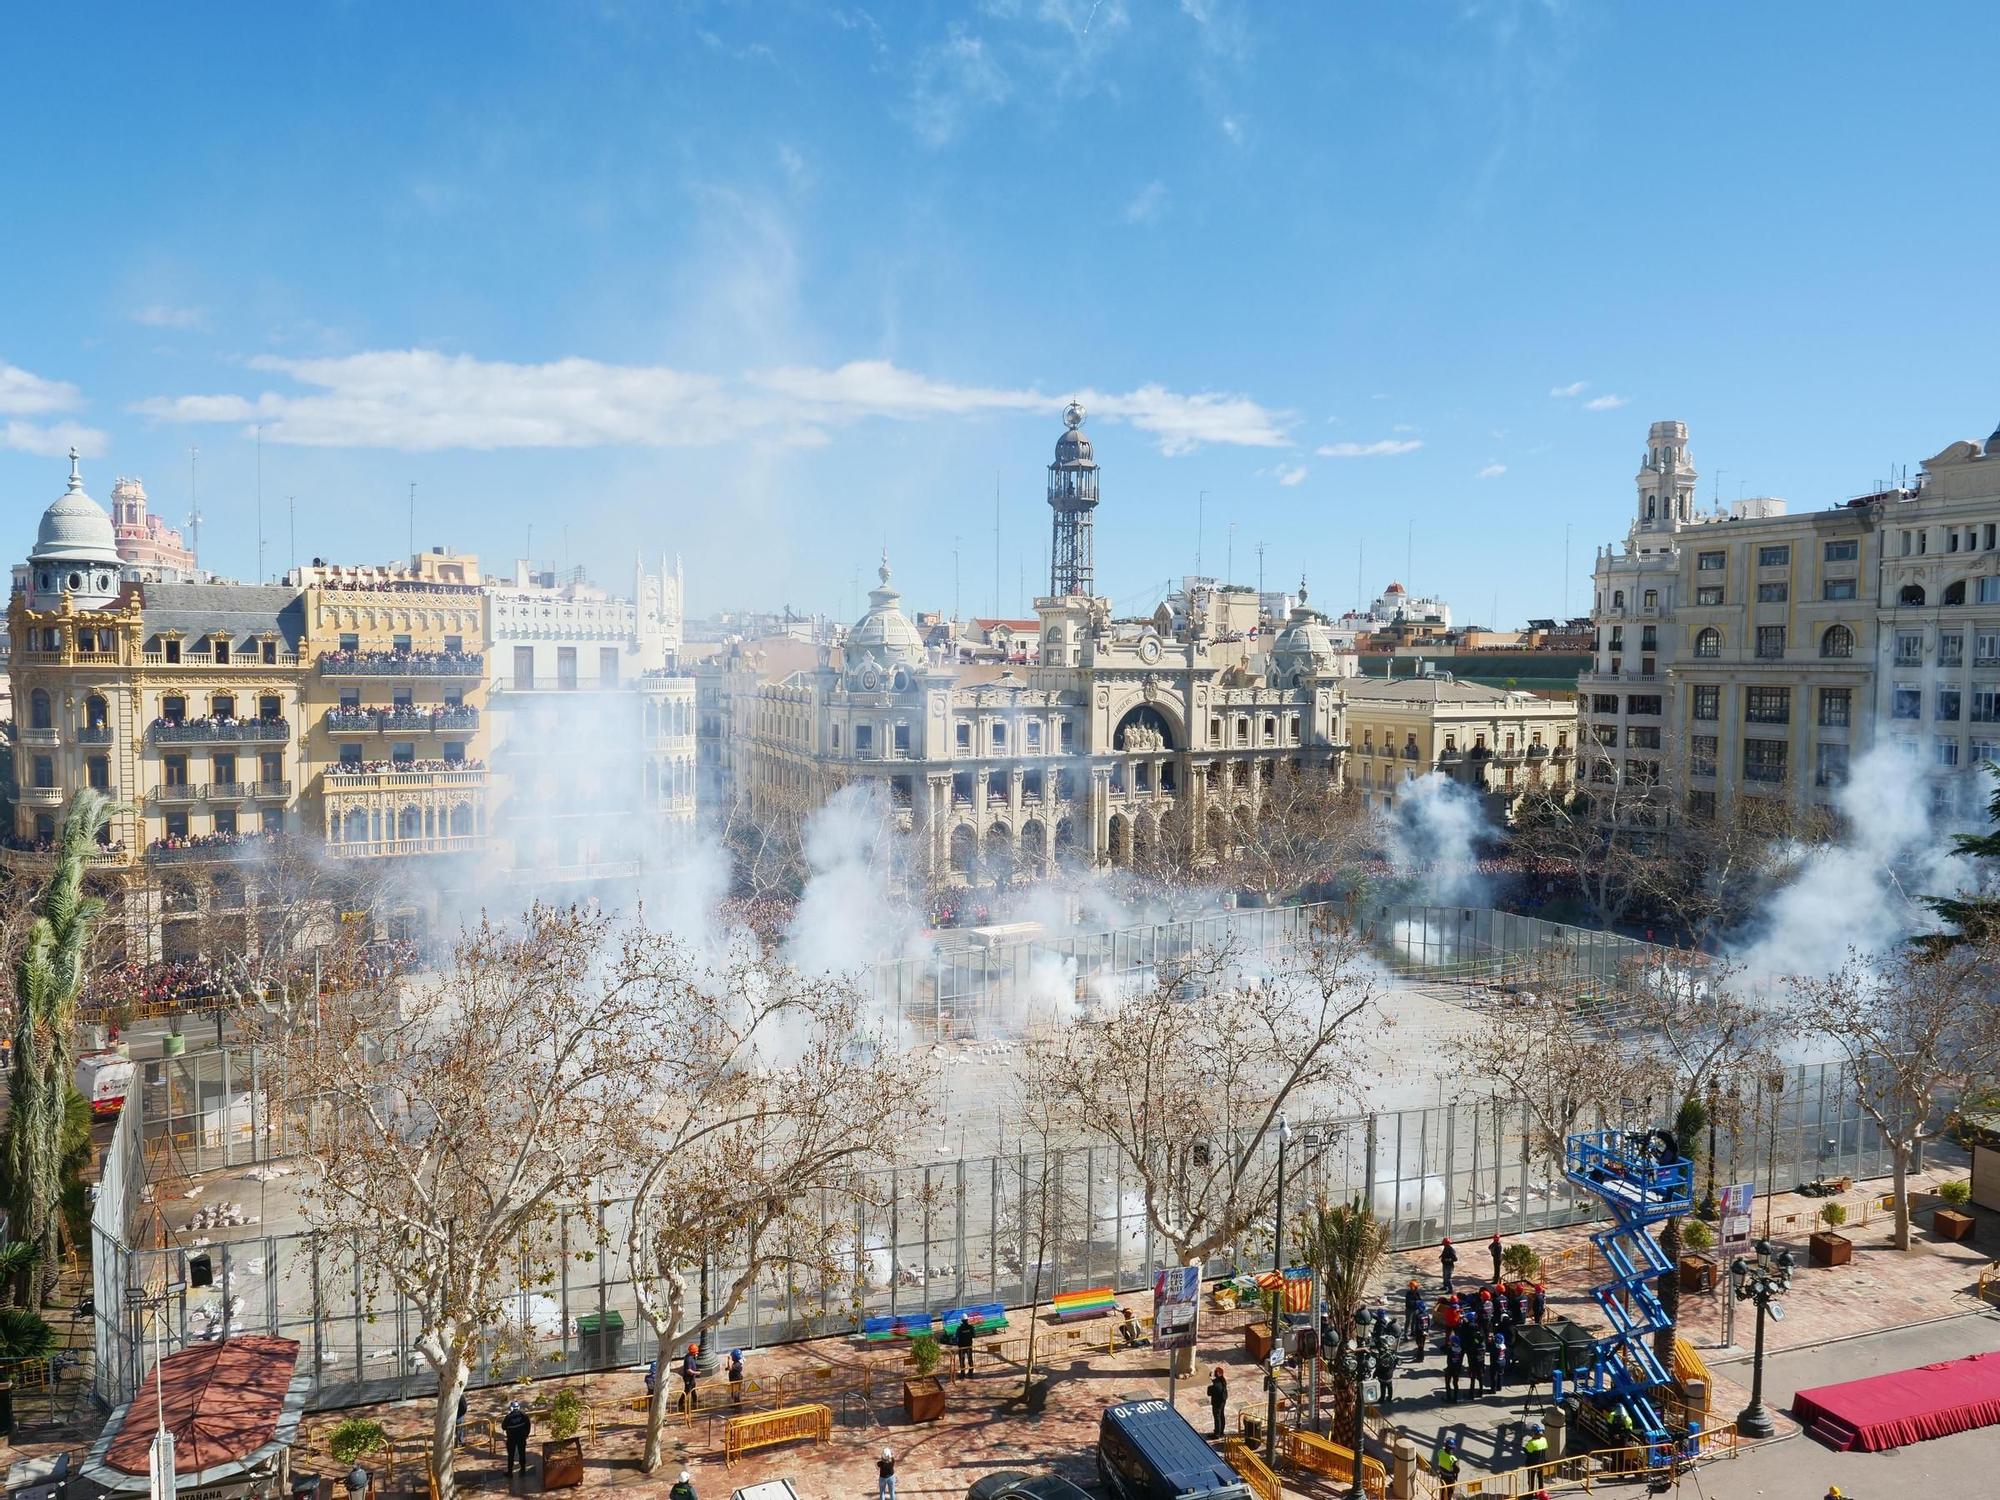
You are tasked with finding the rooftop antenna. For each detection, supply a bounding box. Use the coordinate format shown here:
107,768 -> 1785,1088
1196,490 -> 1207,575
994,471 -> 1002,621
1405,518 -> 1413,590
288,496 -> 296,576
1255,540 -> 1266,600
953,535 -> 961,625
255,424 -> 266,583
408,481 -> 416,562
1226,520 -> 1236,585
1563,522 -> 1571,616
185,445 -> 203,566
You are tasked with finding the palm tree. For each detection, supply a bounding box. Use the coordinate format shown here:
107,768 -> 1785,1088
4,790 -> 115,1305
1293,1196 -> 1390,1427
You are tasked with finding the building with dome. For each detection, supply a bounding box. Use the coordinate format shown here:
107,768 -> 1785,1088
718,410 -> 1574,891
1334,580 -> 1453,638
109,476 -> 197,580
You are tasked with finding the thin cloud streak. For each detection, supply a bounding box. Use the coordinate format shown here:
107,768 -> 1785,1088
1316,438 -> 1421,457
136,349 -> 1294,456
1478,462 -> 1507,479
1549,380 -> 1586,397
1585,393 -> 1628,410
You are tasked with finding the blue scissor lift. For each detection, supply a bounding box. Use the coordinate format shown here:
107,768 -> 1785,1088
1555,1129 -> 1694,1466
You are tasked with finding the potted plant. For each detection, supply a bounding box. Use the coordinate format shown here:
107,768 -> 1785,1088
1677,1218 -> 1718,1291
903,1333 -> 945,1423
540,1388 -> 586,1489
1932,1179 -> 1976,1242
1244,1288 -> 1277,1363
328,1417 -> 388,1470
1808,1202 -> 1852,1267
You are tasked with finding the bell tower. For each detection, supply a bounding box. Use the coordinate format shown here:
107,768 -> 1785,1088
1634,420 -> 1697,534
1047,400 -> 1099,597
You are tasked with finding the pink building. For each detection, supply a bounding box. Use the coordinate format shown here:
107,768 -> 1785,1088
109,477 -> 195,578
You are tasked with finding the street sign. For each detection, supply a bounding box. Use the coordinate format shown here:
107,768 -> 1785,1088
1153,1265 -> 1201,1352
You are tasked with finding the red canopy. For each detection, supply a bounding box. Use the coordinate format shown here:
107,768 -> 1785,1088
104,1337 -> 302,1477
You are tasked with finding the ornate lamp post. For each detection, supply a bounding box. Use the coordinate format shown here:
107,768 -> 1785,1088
1729,1237 -> 1794,1438
1330,1308 -> 1399,1500
1266,1115 -> 1290,1468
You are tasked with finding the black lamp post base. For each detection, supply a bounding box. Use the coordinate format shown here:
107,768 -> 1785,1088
1735,1402 -> 1776,1439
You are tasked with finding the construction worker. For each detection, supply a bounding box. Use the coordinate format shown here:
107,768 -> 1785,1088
1530,1282 -> 1547,1325
1488,1328 -> 1509,1393
1439,1237 -> 1458,1292
1523,1421 -> 1550,1465
1443,1329 -> 1464,1401
1432,1434 -> 1460,1499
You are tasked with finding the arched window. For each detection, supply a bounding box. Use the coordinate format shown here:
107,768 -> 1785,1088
85,695 -> 107,729
398,804 -> 422,839
342,808 -> 369,843
28,689 -> 51,730
1900,584 -> 1926,607
1820,624 -> 1854,659
1694,628 -> 1722,659
1613,590 -> 1626,608
449,803 -> 474,836
1943,580 -> 1966,606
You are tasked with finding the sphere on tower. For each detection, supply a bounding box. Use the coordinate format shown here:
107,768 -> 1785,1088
1048,400 -> 1100,597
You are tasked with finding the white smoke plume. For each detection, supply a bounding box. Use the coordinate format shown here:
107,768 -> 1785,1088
1381,772 -> 1494,907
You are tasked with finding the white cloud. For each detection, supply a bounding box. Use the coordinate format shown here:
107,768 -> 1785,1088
1316,438 -> 1421,458
132,303 -> 207,331
138,350 -> 1294,457
4,420 -> 107,458
1123,179 -> 1167,224
1219,113 -> 1244,143
1391,423 -> 1419,433
1273,463 -> 1307,486
907,25 -> 1011,147
1548,380 -> 1586,398
0,361 -> 82,416
1478,462 -> 1507,479
1584,393 -> 1628,411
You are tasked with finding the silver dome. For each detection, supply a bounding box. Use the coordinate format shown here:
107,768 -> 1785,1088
31,451 -> 121,567
847,553 -> 926,666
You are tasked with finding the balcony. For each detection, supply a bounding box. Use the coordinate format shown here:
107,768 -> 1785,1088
148,833 -> 281,863
0,842 -> 127,873
324,706 -> 480,733
17,726 -> 59,746
155,784 -> 202,804
18,786 -> 63,807
248,780 -> 293,800
141,650 -> 301,670
317,650 -> 484,678
204,781 -> 248,803
322,763 -> 489,792
327,834 -> 484,859
78,725 -> 114,744
148,718 -> 291,744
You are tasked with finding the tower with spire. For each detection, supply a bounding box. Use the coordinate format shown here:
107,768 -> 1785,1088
1047,400 -> 1099,597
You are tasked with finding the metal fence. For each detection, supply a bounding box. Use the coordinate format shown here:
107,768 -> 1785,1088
90,905 -> 1894,1413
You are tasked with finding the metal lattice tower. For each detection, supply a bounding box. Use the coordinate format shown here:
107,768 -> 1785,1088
1557,1129 -> 1693,1468
1047,400 -> 1099,597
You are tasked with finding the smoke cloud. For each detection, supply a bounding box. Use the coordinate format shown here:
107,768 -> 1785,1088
1382,772 -> 1494,907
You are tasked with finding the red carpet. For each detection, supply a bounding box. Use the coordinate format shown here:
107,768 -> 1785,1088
1793,1349 -> 2000,1451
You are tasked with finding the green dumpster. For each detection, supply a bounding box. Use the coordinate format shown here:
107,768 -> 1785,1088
577,1309 -> 625,1366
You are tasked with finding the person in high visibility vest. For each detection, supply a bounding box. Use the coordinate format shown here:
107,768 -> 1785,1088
1433,1434 -> 1460,1498
1523,1422 -> 1550,1464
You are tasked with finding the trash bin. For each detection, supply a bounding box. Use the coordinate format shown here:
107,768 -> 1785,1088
576,1310 -> 624,1367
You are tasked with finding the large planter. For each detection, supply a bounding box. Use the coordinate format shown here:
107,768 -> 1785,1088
1244,1324 -> 1275,1363
1933,1208 -> 1975,1243
903,1376 -> 945,1424
540,1437 -> 583,1490
1677,1253 -> 1717,1293
161,1034 -> 186,1057
1808,1231 -> 1852,1267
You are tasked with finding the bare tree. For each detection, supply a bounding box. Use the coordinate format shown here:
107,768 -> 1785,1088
1462,995 -> 1657,1171
1788,942 -> 2000,1250
255,906 -> 675,1500
1217,763 -> 1373,909
1031,916 -> 1379,1269
1637,800 -> 1830,950
1506,772 -> 1657,929
622,943 -> 921,1470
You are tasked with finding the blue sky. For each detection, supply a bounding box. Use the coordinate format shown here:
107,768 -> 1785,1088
3,3 -> 1995,627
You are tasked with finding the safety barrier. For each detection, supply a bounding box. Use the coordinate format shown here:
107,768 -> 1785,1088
723,1402 -> 832,1467
1978,1261 -> 2000,1307
1283,1427 -> 1385,1499
1219,1438 -> 1281,1500
1669,1336 -> 1712,1416
1454,1424 -> 1739,1496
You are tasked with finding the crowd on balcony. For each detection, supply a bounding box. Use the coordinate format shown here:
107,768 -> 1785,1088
149,714 -> 289,737
82,937 -> 432,1010
320,578 -> 481,596
316,648 -> 484,674
326,756 -> 487,776
2,832 -> 127,856
326,704 -> 479,729
147,829 -> 282,857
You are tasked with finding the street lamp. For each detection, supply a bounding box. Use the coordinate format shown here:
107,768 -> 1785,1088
1330,1308 -> 1399,1500
1266,1114 -> 1291,1468
1728,1237 -> 1794,1439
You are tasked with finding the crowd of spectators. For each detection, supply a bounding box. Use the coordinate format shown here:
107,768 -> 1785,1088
327,756 -> 486,776
317,577 -> 481,597
148,830 -> 282,857
149,713 -> 289,736
315,648 -> 484,675
1,832 -> 127,856
327,705 -> 479,730
83,938 -> 434,1012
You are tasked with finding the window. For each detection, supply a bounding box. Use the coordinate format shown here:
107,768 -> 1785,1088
513,646 -> 534,689
894,722 -> 911,754
444,634 -> 463,654
260,752 -> 282,783
1892,686 -> 1922,720
391,742 -> 415,765
1755,626 -> 1786,659
212,753 -> 237,785
1059,719 -> 1074,751
1743,739 -> 1788,784
1697,551 -> 1725,571
1694,628 -> 1722,658
1979,632 -> 2000,665
1613,590 -> 1626,609
163,638 -> 182,663
1937,739 -> 1961,768
1817,688 -> 1850,729
1975,740 -> 2000,765
1746,687 -> 1790,724
213,639 -> 230,665
1690,736 -> 1718,777
599,647 -> 619,683
1941,632 -> 1964,666
339,743 -> 363,767
261,639 -> 278,664
1608,628 -> 1624,651
1626,758 -> 1659,786
1900,584 -> 1927,606
1980,577 -> 2000,605
1025,721 -> 1041,751
165,809 -> 189,839
31,755 -> 54,789
212,809 -> 238,836
1591,694 -> 1618,714
1945,580 -> 1967,606
556,646 -> 577,688
853,724 -> 872,753
1825,539 -> 1859,562
212,694 -> 235,720
259,695 -> 281,721
1641,625 -> 1657,651
1592,725 -> 1618,747
1817,624 -> 1854,659
1896,632 -> 1923,664
1757,582 -> 1789,603
955,720 -> 972,750
1938,688 -> 1962,722
1691,684 -> 1720,721
1696,585 -> 1725,606
1822,578 -> 1857,601
263,808 -> 286,835
392,634 -> 413,653
1757,544 -> 1790,567
1627,695 -> 1663,716
86,755 -> 110,791
1643,589 -> 1658,609
1628,726 -> 1662,750
1687,789 -> 1716,821
27,689 -> 51,730
1815,743 -> 1849,787
84,694 -> 107,730
992,721 -> 1007,751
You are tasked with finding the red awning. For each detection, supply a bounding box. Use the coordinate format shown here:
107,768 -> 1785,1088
103,1337 -> 302,1478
